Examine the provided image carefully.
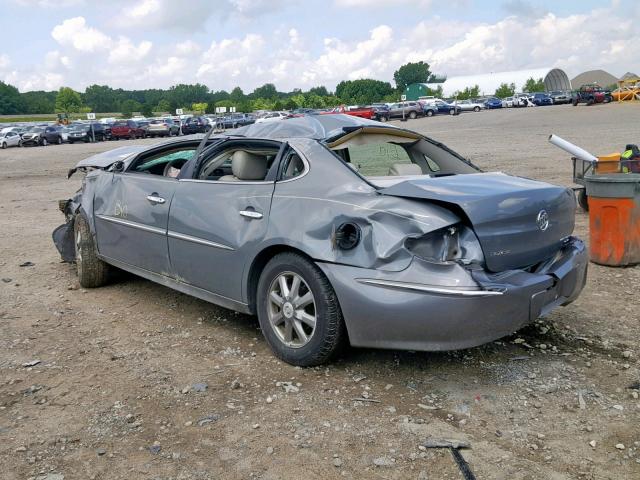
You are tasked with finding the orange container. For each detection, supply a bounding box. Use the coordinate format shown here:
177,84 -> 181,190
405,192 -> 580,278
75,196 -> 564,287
594,153 -> 621,174
585,174 -> 640,266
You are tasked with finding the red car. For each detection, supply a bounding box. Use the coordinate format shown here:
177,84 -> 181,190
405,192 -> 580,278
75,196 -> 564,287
572,84 -> 611,106
111,120 -> 146,140
321,105 -> 376,120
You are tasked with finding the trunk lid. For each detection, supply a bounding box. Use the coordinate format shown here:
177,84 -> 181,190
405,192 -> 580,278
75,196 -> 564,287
380,173 -> 576,272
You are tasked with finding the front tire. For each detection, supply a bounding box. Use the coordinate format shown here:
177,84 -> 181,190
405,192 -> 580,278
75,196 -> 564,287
1,142 -> 6,149
474,106 -> 480,112
256,252 -> 346,366
74,214 -> 110,288
57,136 -> 62,145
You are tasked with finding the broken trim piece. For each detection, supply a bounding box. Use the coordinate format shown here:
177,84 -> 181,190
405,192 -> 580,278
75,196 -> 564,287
355,278 -> 505,296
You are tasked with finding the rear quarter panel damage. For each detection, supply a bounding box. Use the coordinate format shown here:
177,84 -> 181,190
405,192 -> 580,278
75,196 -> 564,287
262,139 -> 461,272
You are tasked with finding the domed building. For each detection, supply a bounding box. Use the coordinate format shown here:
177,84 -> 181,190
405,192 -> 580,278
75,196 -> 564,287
406,67 -> 572,99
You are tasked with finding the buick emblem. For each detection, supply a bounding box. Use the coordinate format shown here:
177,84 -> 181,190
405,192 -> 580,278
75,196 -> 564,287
536,210 -> 549,231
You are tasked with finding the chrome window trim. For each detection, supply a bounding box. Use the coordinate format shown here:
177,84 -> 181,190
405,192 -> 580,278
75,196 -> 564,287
356,278 -> 505,297
96,214 -> 166,236
179,178 -> 275,185
167,231 -> 234,251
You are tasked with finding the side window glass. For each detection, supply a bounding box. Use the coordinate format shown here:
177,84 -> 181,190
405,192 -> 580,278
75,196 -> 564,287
280,151 -> 305,181
423,154 -> 441,172
129,148 -> 197,177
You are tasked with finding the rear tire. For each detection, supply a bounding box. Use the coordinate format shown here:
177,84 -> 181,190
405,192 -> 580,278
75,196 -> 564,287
449,109 -> 455,115
577,189 -> 589,212
426,110 -> 434,117
57,136 -> 62,145
474,106 -> 480,112
74,214 -> 110,288
256,252 -> 346,366
408,111 -> 417,119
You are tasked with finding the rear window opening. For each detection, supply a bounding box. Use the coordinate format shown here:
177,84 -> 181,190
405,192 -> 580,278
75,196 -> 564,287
327,128 -> 479,187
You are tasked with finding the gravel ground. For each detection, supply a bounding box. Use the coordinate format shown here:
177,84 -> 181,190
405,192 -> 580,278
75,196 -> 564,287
1,103 -> 639,480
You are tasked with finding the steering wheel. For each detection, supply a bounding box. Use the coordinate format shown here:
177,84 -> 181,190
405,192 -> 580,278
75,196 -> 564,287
163,158 -> 188,178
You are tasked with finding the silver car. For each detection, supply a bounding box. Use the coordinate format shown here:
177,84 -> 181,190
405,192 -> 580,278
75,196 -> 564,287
0,130 -> 22,148
53,115 -> 588,366
455,99 -> 484,112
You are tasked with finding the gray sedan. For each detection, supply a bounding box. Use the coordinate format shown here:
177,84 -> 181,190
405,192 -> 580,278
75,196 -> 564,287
53,115 -> 588,366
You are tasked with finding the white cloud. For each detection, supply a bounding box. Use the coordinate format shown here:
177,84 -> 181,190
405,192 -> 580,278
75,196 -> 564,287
51,17 -> 110,52
0,54 -> 10,70
108,37 -> 153,65
13,0 -> 85,7
4,7 -> 640,93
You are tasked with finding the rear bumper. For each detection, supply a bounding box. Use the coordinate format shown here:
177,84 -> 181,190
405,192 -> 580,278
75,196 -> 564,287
318,237 -> 587,351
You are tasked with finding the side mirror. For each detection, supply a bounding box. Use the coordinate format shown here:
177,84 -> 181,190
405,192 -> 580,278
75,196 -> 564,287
111,160 -> 125,173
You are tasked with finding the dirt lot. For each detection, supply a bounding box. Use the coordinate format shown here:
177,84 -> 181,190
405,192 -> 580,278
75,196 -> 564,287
1,103 -> 639,480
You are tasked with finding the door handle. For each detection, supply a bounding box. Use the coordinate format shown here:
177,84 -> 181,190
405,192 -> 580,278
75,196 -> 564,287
239,210 -> 263,219
146,194 -> 166,205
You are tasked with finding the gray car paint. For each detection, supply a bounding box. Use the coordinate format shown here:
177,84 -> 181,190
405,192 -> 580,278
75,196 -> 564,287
379,172 -> 576,272
53,115 -> 588,352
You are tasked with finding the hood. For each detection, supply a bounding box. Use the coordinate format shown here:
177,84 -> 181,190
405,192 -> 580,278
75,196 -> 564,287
380,173 -> 576,272
67,145 -> 147,178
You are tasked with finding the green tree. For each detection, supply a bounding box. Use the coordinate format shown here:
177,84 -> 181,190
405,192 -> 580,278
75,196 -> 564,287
251,98 -> 275,111
393,61 -> 431,91
155,99 -> 171,113
229,86 -> 244,103
335,79 -> 394,104
523,77 -> 545,93
141,103 -> 154,117
84,84 -> 116,112
191,102 -> 208,114
120,99 -> 142,118
308,86 -> 329,97
55,87 -> 83,113
494,82 -> 516,98
0,82 -> 25,114
454,85 -> 480,100
21,91 -> 54,114
251,83 -> 277,100
167,83 -> 210,110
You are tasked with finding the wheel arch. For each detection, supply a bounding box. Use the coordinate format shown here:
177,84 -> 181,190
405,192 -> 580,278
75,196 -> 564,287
245,244 -> 317,315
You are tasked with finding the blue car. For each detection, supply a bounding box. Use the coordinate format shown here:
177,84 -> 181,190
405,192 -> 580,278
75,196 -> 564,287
484,97 -> 503,109
433,100 -> 461,115
531,93 -> 553,106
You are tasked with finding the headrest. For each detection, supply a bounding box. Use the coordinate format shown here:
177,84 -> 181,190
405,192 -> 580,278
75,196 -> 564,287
388,163 -> 422,176
232,151 -> 267,180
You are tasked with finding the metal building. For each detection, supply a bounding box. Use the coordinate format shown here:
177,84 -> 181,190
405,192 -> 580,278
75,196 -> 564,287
412,67 -> 572,97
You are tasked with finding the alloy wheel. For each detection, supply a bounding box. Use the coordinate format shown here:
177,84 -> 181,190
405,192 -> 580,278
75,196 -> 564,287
267,271 -> 317,348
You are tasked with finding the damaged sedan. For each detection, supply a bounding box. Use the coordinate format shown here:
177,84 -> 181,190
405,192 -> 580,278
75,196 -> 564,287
53,115 -> 587,366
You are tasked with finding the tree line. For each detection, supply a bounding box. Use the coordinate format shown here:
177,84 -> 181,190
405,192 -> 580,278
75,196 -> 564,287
0,62 -> 548,116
